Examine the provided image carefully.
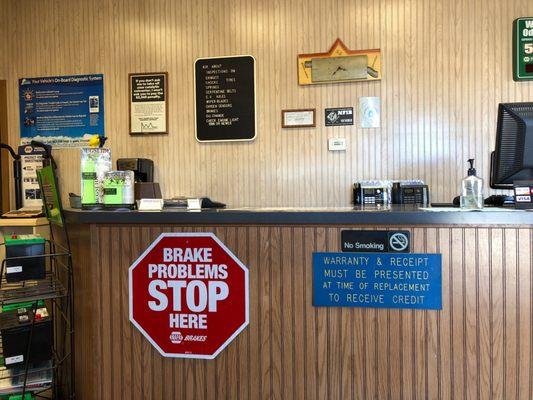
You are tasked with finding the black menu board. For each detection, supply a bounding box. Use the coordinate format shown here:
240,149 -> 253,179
195,56 -> 256,142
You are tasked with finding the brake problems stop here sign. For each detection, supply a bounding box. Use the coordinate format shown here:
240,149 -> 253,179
129,233 -> 249,359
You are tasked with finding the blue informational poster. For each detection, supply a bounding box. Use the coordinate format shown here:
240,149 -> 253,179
19,74 -> 104,147
313,252 -> 442,310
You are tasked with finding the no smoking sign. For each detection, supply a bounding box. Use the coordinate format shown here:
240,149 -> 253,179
389,232 -> 409,252
341,230 -> 411,253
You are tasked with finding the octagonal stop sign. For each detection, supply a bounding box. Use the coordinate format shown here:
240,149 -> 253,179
129,233 -> 249,359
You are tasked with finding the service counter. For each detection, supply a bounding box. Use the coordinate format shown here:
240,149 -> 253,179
64,206 -> 533,400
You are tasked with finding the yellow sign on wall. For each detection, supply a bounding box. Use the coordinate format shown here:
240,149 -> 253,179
298,39 -> 381,85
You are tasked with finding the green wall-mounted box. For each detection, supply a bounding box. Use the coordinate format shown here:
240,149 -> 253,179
513,18 -> 533,81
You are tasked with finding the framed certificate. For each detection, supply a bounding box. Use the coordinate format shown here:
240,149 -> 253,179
129,72 -> 168,134
281,109 -> 316,128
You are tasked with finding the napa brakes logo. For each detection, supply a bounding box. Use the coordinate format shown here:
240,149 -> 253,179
169,331 -> 207,344
169,331 -> 184,344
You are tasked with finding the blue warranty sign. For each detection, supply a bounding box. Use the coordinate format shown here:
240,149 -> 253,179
313,252 -> 442,310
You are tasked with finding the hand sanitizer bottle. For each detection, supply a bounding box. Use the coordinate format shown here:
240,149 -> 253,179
460,159 -> 484,209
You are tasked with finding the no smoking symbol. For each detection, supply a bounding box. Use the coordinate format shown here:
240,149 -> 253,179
389,233 -> 409,252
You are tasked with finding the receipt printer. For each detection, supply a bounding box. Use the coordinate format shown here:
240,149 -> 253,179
117,158 -> 154,183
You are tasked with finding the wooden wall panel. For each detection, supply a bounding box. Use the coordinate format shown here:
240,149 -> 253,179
0,6 -> 6,81
1,0 -> 533,207
71,224 -> 533,400
0,80 -> 10,212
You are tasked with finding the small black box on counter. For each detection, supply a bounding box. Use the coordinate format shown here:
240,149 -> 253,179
0,307 -> 52,369
353,182 -> 389,205
392,183 -> 430,205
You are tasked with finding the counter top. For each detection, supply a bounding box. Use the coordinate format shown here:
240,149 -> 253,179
63,205 -> 533,226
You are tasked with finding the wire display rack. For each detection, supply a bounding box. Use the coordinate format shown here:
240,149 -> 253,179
0,233 -> 74,399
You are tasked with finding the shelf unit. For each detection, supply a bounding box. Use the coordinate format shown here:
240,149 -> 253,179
0,232 -> 74,399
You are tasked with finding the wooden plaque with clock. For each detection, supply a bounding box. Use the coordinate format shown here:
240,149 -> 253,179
297,39 -> 381,85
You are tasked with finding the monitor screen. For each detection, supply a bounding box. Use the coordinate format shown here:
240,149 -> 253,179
490,103 -> 533,189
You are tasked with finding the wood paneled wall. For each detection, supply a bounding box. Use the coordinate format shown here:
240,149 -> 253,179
0,81 -> 10,213
2,0 -> 533,206
71,224 -> 532,400
0,9 -> 6,80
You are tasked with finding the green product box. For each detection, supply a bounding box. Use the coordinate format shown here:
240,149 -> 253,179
81,148 -> 111,208
103,170 -> 135,208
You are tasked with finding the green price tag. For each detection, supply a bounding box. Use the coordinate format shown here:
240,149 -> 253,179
513,18 -> 533,81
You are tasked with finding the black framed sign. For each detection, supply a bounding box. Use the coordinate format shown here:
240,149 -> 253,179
129,72 -> 168,135
194,55 -> 256,142
325,107 -> 354,126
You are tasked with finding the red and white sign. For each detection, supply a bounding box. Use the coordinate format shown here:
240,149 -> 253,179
129,233 -> 249,359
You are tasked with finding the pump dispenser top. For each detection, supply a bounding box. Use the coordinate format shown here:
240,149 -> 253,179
467,159 -> 476,176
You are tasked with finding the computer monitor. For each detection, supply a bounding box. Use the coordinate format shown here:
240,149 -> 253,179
490,102 -> 533,189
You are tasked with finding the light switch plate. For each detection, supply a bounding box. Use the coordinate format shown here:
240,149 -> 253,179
328,138 -> 347,151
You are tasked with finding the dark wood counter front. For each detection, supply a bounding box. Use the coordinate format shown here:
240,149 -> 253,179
66,212 -> 532,399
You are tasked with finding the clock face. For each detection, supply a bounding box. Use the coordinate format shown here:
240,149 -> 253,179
311,55 -> 368,82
